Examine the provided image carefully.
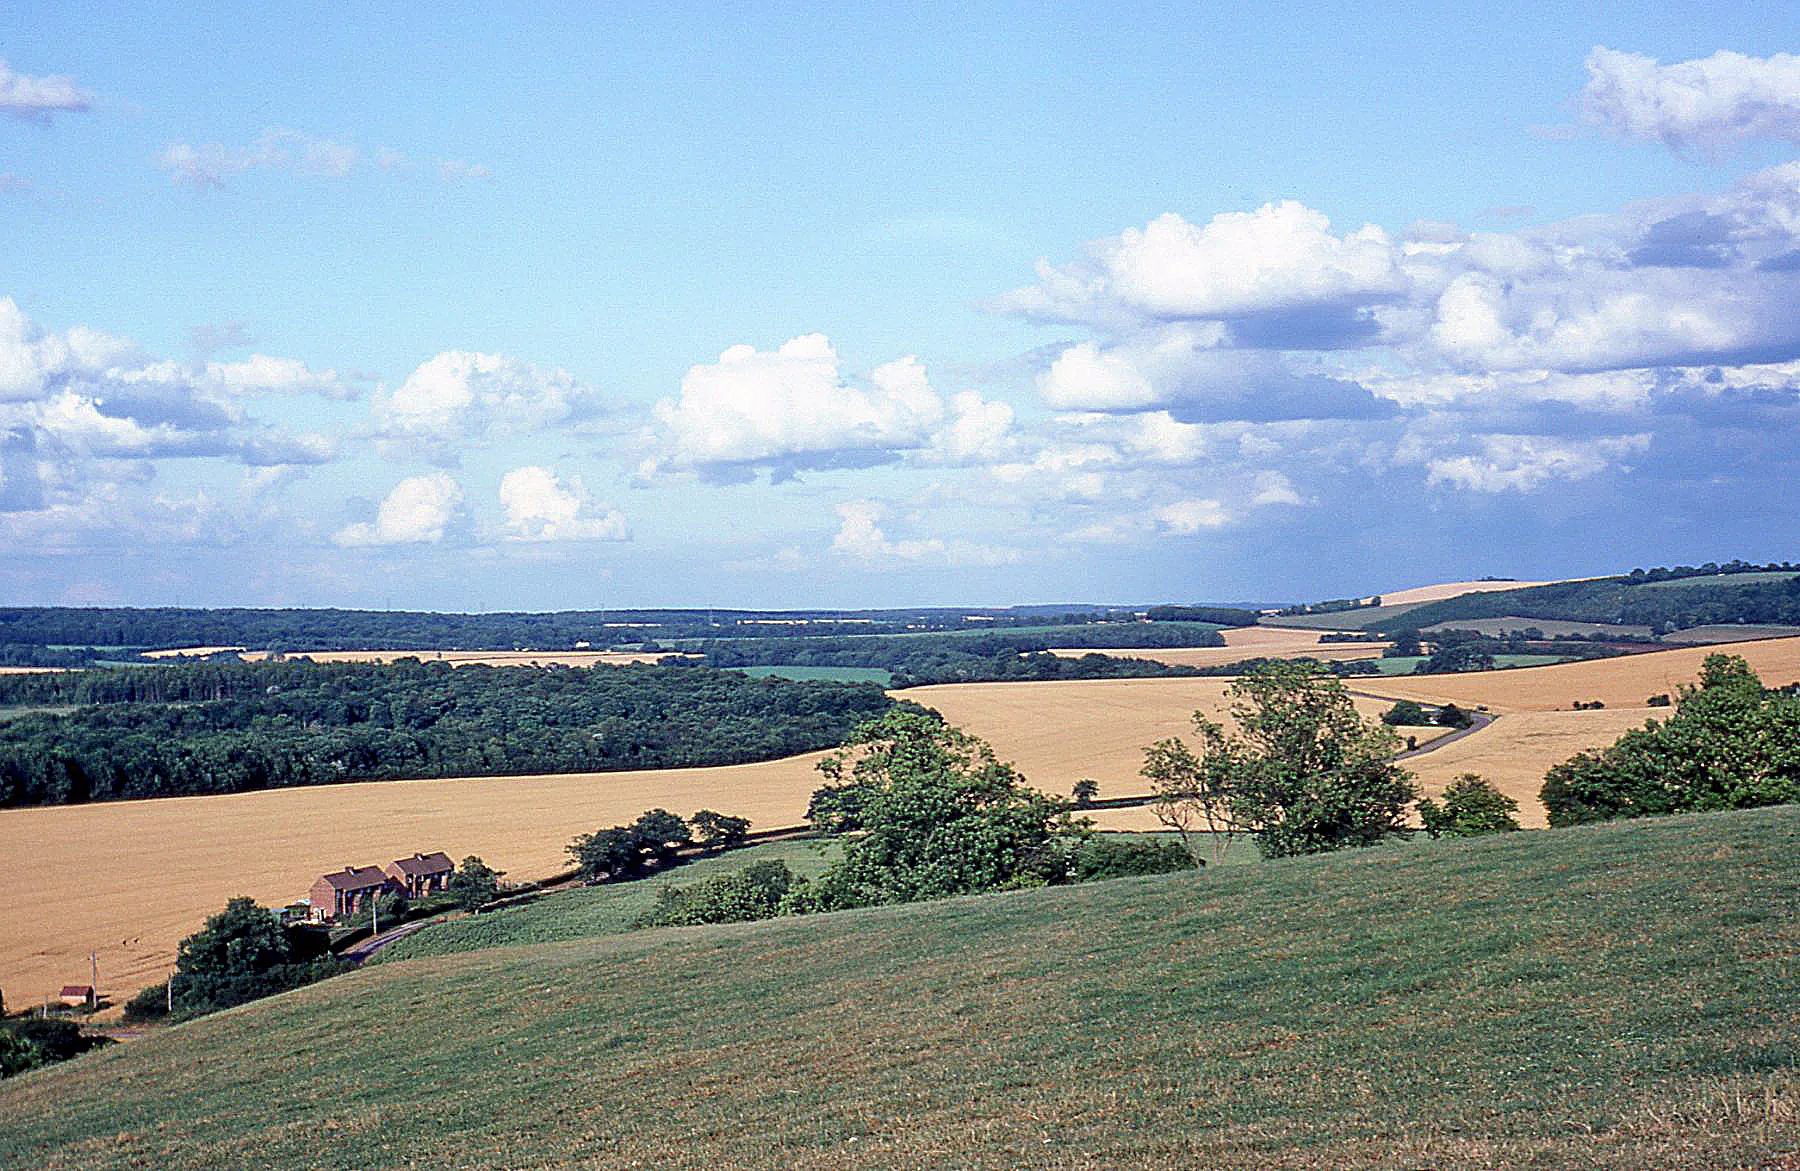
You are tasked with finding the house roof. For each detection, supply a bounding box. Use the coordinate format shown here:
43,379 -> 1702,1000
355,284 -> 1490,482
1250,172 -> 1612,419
316,865 -> 390,890
60,985 -> 94,997
388,851 -> 454,877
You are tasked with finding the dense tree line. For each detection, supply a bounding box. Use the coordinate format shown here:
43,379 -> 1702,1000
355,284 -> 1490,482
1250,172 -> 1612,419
1391,564 -> 1800,633
1143,605 -> 1261,625
1540,654 -> 1800,826
0,605 -> 1160,655
698,624 -> 1227,686
0,661 -> 895,807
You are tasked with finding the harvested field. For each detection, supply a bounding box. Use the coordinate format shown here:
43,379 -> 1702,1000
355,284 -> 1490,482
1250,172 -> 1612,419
1049,625 -> 1388,668
0,753 -> 829,1005
244,649 -> 693,667
1374,579 -> 1557,605
1400,708 -> 1653,828
141,646 -> 247,659
0,667 -> 68,675
1662,623 -> 1800,644
1348,637 -> 1800,713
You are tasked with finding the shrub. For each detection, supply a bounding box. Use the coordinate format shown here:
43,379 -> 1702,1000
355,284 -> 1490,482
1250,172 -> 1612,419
3,1018 -> 107,1064
641,861 -> 797,927
1436,703 -> 1475,729
0,1030 -> 44,1079
1381,700 -> 1433,726
799,709 -> 1077,910
1070,836 -> 1199,881
1071,778 -> 1100,807
1540,654 -> 1800,826
448,856 -> 504,909
690,810 -> 751,852
1416,775 -> 1521,838
171,897 -> 347,1018
122,982 -> 169,1022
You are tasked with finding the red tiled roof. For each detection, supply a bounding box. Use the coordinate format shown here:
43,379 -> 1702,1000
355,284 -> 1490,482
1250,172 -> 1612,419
60,985 -> 94,997
389,851 -> 453,877
316,865 -> 389,891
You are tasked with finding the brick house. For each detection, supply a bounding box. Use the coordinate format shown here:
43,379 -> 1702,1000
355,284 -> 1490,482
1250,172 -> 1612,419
309,865 -> 393,919
385,851 -> 455,898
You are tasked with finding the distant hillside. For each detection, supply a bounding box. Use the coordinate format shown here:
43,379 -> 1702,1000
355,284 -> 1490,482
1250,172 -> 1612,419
2,807 -> 1793,1170
1393,568 -> 1800,633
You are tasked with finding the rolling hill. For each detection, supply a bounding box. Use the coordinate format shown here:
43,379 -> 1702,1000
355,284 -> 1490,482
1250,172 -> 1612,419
1,807 -> 1793,1170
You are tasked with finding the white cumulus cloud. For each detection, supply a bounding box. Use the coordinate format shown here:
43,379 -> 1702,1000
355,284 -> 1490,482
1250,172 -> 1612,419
498,466 -> 627,542
830,500 -> 1018,566
1580,47 -> 1800,152
996,202 -> 1404,328
1423,433 -> 1651,494
0,60 -> 92,120
1153,498 -> 1231,534
376,350 -> 593,454
650,334 -> 1012,473
333,473 -> 463,547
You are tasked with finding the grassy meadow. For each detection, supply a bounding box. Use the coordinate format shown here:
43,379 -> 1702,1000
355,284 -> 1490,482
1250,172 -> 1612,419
1,806 -> 1794,1170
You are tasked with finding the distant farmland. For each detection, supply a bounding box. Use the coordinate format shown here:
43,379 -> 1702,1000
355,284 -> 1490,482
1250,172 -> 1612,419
1347,636 -> 1800,713
1049,624 -> 1389,668
10,634 -> 1799,1012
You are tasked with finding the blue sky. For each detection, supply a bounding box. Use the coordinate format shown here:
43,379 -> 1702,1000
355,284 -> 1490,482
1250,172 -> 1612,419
3,3 -> 1799,609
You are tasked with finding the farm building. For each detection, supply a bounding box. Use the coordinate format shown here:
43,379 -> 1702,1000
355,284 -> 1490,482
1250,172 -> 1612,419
309,866 -> 394,919
59,984 -> 97,1010
385,851 -> 454,897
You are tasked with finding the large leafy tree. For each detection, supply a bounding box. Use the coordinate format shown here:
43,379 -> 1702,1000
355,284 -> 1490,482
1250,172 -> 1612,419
798,708 -> 1076,910
1150,662 -> 1416,858
171,897 -> 341,1016
1540,653 -> 1800,825
447,856 -> 504,910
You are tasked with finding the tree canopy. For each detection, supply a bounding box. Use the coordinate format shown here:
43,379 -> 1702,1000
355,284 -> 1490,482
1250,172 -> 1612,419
1146,662 -> 1416,858
795,709 -> 1077,910
1540,653 -> 1800,826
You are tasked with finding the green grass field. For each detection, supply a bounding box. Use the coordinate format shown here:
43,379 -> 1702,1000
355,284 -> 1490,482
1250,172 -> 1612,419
371,838 -> 844,963
732,665 -> 896,685
1,807 -> 1793,1170
1260,603 -> 1428,631
1368,652 -> 1572,675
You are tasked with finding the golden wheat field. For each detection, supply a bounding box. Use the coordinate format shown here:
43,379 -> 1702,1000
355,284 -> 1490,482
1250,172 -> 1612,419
1350,636 -> 1800,713
0,754 -> 830,1007
1397,708 -> 1654,828
0,667 -> 68,676
907,677 -> 1423,799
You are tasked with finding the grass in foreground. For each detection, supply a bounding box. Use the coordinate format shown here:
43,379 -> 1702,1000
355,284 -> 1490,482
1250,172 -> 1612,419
0,808 -> 1794,1170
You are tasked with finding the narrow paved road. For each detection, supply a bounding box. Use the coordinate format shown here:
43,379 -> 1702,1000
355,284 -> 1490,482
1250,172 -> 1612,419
340,918 -> 435,964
